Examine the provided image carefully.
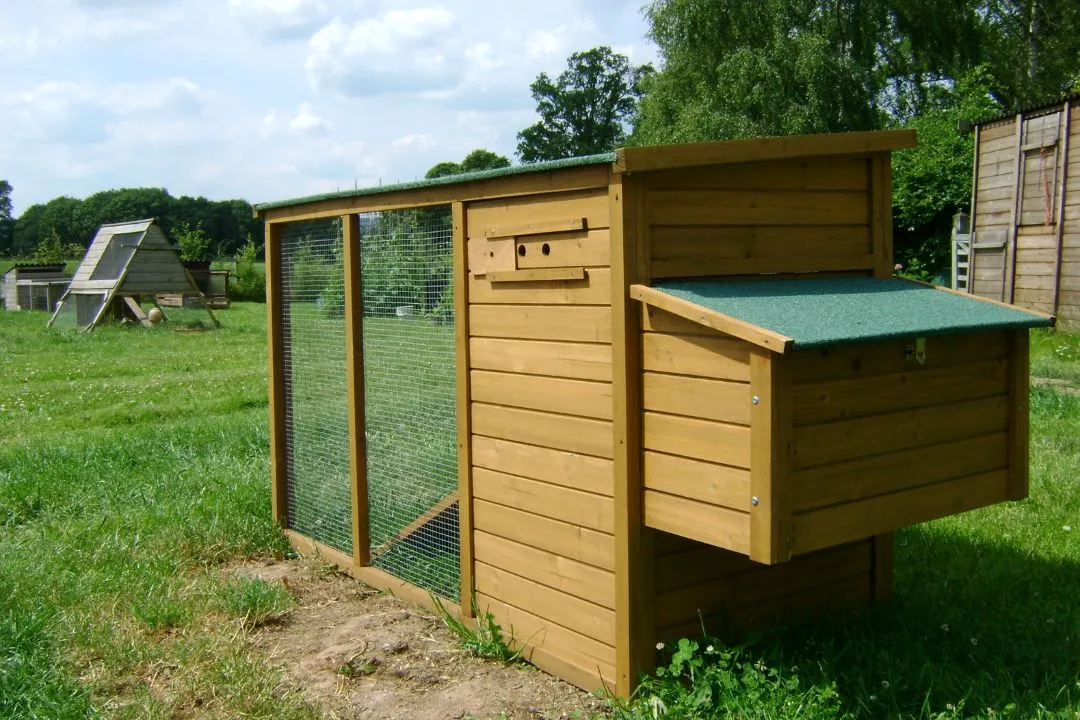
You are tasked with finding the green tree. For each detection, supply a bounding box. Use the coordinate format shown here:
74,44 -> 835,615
0,180 -> 13,257
425,161 -> 462,179
33,228 -> 68,265
517,46 -> 652,161
173,221 -> 212,262
892,67 -> 1002,279
425,148 -> 511,179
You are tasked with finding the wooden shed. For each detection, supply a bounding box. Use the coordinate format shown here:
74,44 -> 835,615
967,94 -> 1079,327
2,263 -> 70,311
48,219 -> 218,331
253,129 -> 1050,697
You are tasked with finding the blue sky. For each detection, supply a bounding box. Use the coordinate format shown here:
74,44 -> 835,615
0,0 -> 657,214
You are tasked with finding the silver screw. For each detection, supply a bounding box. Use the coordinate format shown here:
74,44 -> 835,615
751,496 -> 759,506
752,396 -> 760,405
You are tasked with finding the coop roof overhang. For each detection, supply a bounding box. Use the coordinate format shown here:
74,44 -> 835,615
631,277 -> 1054,354
252,130 -> 917,221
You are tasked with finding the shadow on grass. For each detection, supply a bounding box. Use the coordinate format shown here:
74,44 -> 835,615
679,526 -> 1080,718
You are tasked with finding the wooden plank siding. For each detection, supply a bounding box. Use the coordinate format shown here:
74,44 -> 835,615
640,310 -> 754,554
787,330 -> 1015,556
464,185 -> 618,693
646,157 -> 878,279
652,532 -> 877,642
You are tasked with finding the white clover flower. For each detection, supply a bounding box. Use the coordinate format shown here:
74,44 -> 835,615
882,680 -> 890,689
655,642 -> 665,651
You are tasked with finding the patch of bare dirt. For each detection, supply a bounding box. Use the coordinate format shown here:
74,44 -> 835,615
228,558 -> 608,720
1032,377 -> 1080,397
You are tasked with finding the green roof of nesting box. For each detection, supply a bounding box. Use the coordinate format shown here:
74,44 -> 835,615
632,277 -> 1054,352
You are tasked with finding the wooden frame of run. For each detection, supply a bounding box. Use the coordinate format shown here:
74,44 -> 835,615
258,128 -> 1044,699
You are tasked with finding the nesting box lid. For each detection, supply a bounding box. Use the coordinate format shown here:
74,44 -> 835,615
632,277 -> 1054,352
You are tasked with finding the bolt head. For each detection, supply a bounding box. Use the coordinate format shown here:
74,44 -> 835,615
752,395 -> 760,405
751,496 -> 759,506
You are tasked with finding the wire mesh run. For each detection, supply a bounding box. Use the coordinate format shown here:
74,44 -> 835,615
279,218 -> 353,554
360,207 -> 459,600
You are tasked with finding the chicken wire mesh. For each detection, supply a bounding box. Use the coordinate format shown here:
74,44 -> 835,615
360,207 -> 459,600
279,217 -> 353,553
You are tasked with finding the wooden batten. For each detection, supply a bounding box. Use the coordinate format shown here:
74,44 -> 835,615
1052,100 -> 1073,316
610,173 -> 655,695
1006,113 -> 1024,303
871,153 -> 894,278
454,201 -> 476,616
749,350 -> 793,564
342,213 -> 370,566
968,123 -> 981,291
265,222 -> 288,526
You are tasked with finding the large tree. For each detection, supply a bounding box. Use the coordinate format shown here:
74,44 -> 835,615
516,46 -> 652,162
0,181 -> 13,257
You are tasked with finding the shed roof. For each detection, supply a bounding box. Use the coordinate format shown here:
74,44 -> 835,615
632,277 -> 1052,353
974,91 -> 1080,127
253,130 -> 916,215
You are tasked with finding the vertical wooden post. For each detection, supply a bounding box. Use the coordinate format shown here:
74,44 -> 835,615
342,213 -> 370,566
453,201 -> 475,618
871,532 -> 895,600
967,124 -> 982,292
611,173 -> 654,696
748,351 -> 793,564
1007,329 -> 1031,501
265,221 -> 289,527
1051,100 -> 1072,318
870,152 -> 894,278
1005,113 -> 1025,303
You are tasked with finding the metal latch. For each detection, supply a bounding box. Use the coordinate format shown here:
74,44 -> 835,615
905,337 -> 926,365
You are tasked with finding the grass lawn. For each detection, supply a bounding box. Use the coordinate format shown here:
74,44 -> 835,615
1,302 -> 1078,719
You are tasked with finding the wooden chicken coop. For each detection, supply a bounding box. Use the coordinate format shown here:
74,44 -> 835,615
967,94 -> 1079,327
254,129 -> 1051,696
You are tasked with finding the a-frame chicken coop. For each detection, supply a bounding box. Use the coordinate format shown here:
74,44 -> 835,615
254,129 -> 1051,696
48,219 -> 219,331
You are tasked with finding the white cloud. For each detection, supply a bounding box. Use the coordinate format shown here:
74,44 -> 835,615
391,133 -> 437,150
228,0 -> 333,40
288,101 -> 329,132
305,7 -> 459,96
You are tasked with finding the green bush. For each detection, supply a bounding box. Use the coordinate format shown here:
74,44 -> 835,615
174,221 -> 212,263
232,234 -> 265,302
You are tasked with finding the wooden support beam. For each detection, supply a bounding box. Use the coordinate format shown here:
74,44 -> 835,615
629,284 -> 793,354
454,200 -> 476,618
265,222 -> 289,527
749,350 -> 793,564
1051,100 -> 1072,317
611,173 -> 655,697
370,492 -> 459,560
1005,113 -> 1024,303
1007,329 -> 1030,501
967,124 -> 982,292
343,213 -> 370,566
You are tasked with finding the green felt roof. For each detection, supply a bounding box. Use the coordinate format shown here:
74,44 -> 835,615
650,277 -> 1052,350
253,153 -> 616,212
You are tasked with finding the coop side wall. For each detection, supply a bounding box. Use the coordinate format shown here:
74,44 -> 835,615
787,330 -> 1020,556
645,153 -> 890,280
970,118 -> 1017,300
463,184 -> 619,690
654,532 -> 882,644
121,227 -> 199,295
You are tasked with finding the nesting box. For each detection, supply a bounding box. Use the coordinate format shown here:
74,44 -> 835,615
254,129 -> 1051,697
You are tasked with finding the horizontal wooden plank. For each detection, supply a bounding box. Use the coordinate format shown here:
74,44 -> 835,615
649,189 -> 869,226
1014,274 -> 1056,290
720,572 -> 871,631
654,542 -> 754,592
644,451 -> 751,512
488,267 -> 587,283
792,395 -> 1009,469
470,305 -> 611,343
470,337 -> 611,382
642,330 -> 751,381
792,432 -> 1008,512
471,370 -> 612,420
792,358 -> 1008,426
644,411 -> 751,468
652,252 -> 876,279
476,592 -> 615,686
1015,262 -> 1057,277
473,467 -> 614,533
643,490 -> 750,555
643,372 -> 751,424
979,121 -> 1017,142
471,435 -> 612,496
792,470 -> 1010,555
474,530 -> 614,608
979,132 -> 1019,154
1015,246 -> 1060,261
975,169 -> 1016,188
486,217 -> 584,238
475,562 -> 615,645
515,229 -> 611,269
468,188 -> 610,237
650,225 -> 871,264
645,157 -> 870,191
473,499 -> 614,571
655,540 -> 871,629
975,185 -> 1014,203
472,403 -> 613,459
793,331 -> 1009,383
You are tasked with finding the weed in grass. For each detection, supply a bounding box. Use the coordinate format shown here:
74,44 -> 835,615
220,578 -> 294,629
432,594 -> 524,663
